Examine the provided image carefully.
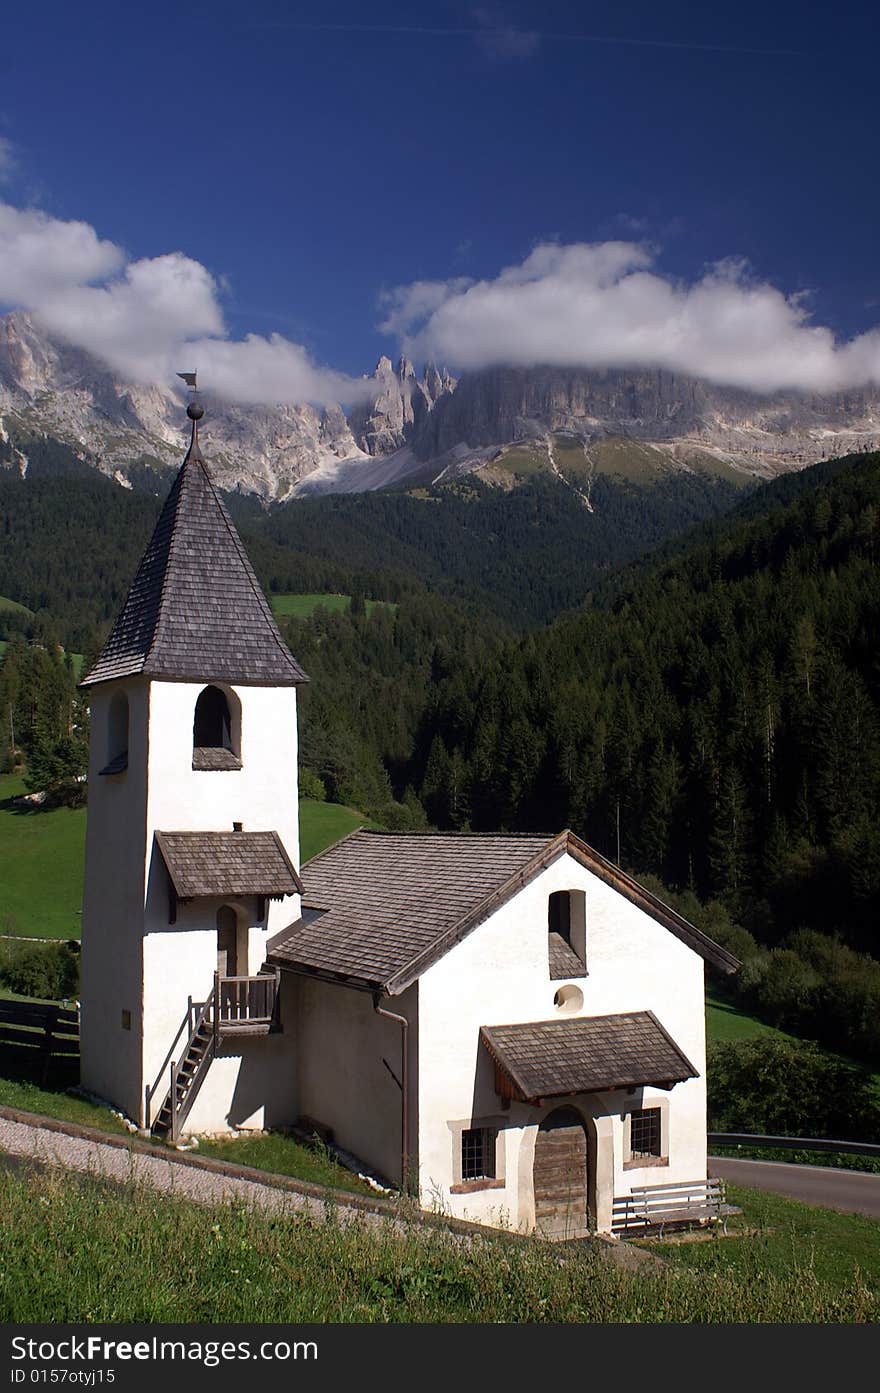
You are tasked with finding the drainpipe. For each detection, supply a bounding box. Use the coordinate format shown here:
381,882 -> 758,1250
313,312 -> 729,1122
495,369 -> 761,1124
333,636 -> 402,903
373,995 -> 409,1192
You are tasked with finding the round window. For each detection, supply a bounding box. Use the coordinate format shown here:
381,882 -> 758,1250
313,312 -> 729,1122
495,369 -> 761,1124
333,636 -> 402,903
553,984 -> 584,1013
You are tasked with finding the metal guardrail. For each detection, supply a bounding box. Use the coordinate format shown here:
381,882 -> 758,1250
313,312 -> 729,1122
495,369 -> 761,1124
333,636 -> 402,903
709,1132 -> 880,1158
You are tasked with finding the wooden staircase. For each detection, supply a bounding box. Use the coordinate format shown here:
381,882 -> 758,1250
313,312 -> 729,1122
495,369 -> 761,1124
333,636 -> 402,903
151,970 -> 279,1143
152,995 -> 216,1142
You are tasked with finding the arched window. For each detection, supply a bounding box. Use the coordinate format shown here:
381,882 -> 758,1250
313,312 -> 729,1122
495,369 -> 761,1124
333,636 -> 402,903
192,685 -> 242,770
100,690 -> 129,775
548,889 -> 587,979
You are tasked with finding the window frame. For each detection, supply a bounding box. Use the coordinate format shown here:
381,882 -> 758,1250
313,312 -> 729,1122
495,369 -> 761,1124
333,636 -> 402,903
623,1101 -> 669,1170
447,1116 -> 506,1194
548,888 -> 587,980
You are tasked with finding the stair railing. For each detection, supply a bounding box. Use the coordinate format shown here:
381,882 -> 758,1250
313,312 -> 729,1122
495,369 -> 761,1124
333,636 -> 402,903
166,986 -> 216,1143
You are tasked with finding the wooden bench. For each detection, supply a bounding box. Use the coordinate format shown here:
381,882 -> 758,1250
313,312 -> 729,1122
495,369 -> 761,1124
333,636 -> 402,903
612,1177 -> 740,1236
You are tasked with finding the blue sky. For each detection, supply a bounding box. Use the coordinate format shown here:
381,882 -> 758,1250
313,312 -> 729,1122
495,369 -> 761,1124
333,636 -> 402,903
1,1 -> 878,398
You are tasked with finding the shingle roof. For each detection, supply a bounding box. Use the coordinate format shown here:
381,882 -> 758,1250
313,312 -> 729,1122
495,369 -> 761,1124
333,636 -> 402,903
480,1012 -> 698,1102
155,830 -> 303,899
269,830 -> 555,993
80,431 -> 307,688
267,828 -> 739,996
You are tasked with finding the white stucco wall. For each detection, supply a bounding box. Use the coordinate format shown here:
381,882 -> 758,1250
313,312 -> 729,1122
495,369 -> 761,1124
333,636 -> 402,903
82,676 -> 302,1132
415,851 -> 707,1233
294,977 -> 417,1186
80,678 -> 150,1120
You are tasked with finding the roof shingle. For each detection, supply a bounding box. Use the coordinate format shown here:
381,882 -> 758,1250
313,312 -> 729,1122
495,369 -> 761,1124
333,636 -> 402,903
80,434 -> 307,688
481,1012 -> 698,1101
155,830 -> 303,899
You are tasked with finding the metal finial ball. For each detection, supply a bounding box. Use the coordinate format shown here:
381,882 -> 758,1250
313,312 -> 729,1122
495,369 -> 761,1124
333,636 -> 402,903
187,400 -> 205,421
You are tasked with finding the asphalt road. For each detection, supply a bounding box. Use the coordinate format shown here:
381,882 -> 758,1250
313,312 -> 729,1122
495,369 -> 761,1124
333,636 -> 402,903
709,1156 -> 880,1220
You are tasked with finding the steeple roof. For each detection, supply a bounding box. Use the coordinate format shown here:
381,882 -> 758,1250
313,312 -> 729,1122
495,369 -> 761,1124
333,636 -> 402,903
81,420 -> 308,688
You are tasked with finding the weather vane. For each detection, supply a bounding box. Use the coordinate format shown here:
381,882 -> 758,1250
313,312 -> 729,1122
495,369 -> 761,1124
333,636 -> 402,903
177,370 -> 204,447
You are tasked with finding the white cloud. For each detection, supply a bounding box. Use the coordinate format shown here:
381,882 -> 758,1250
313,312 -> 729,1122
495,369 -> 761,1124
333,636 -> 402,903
388,241 -> 880,394
0,202 -> 124,304
0,199 -> 369,405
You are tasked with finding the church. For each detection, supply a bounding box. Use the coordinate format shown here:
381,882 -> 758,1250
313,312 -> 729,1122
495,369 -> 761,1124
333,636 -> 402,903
78,392 -> 739,1238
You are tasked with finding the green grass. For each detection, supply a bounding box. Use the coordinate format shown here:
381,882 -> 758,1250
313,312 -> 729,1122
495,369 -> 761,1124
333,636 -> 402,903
269,592 -> 395,619
0,594 -> 33,617
491,445 -> 548,479
0,1167 -> 874,1323
299,798 -> 376,862
705,989 -> 796,1044
0,774 -> 86,940
641,1183 -> 880,1294
196,1130 -> 375,1195
0,1073 -> 129,1134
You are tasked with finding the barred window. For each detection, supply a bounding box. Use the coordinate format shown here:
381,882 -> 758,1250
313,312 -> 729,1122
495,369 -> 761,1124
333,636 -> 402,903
629,1108 -> 661,1159
461,1126 -> 497,1181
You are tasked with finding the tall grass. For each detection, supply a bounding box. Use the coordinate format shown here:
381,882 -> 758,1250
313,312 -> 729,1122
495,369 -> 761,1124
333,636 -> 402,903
0,1165 -> 875,1323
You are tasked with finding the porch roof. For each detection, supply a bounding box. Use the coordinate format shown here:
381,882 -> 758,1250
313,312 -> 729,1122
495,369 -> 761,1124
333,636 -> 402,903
155,830 -> 303,900
480,1011 -> 698,1103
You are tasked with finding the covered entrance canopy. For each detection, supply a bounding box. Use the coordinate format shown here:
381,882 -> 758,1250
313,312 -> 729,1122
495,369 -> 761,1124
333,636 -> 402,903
480,1011 -> 697,1105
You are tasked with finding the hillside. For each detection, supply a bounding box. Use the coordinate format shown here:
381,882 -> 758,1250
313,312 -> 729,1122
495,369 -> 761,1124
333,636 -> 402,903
0,431 -> 744,640
407,451 -> 880,952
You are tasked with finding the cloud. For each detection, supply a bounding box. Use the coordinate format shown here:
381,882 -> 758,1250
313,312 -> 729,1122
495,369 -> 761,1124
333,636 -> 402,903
0,199 -> 369,406
387,241 -> 880,394
0,202 -> 124,303
472,7 -> 540,61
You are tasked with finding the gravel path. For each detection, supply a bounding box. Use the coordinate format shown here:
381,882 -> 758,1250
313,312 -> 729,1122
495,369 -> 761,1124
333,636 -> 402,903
0,1115 -> 377,1225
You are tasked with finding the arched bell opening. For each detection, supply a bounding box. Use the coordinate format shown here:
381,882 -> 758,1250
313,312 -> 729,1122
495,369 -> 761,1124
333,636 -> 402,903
192,684 -> 242,770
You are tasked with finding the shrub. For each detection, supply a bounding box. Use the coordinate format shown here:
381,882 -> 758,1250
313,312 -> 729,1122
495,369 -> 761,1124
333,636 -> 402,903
707,1036 -> 880,1142
0,940 -> 80,1001
298,767 -> 326,801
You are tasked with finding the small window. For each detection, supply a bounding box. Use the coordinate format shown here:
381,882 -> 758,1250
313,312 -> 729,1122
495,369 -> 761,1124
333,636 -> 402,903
629,1108 -> 662,1160
461,1126 -> 497,1181
548,889 -> 586,979
100,690 -> 129,775
192,685 -> 241,770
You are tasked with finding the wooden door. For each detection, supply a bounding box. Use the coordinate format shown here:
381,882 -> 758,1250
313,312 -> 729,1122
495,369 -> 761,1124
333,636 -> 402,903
217,906 -> 238,977
533,1107 -> 589,1239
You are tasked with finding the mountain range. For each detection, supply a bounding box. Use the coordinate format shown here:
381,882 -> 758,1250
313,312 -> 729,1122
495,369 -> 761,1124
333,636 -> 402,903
3,310 -> 880,502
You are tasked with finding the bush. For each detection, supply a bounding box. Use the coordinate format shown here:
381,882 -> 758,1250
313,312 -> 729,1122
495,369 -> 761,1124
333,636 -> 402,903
0,940 -> 80,1001
298,767 -> 326,801
707,1036 -> 880,1142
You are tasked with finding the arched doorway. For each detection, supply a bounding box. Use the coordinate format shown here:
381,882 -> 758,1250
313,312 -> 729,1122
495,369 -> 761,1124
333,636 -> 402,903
217,906 -> 238,977
533,1106 -> 590,1239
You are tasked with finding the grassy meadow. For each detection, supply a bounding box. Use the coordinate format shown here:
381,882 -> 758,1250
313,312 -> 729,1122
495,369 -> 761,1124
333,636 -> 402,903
269,592 -> 395,619
0,1164 -> 875,1323
642,1183 -> 880,1294
0,773 -> 86,939
704,989 -> 795,1044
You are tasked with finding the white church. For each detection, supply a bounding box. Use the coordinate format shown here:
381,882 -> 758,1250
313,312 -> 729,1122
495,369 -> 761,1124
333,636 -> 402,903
79,395 -> 739,1238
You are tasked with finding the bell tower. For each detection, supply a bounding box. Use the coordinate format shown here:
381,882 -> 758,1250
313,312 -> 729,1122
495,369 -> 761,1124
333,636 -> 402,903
79,387 -> 308,1135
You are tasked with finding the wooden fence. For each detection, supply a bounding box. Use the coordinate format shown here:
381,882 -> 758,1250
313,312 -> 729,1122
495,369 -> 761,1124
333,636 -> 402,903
0,998 -> 79,1084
